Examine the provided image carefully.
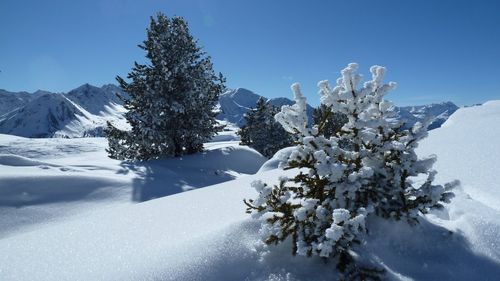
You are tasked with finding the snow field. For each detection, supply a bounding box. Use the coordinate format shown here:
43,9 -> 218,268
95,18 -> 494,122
0,101 -> 499,280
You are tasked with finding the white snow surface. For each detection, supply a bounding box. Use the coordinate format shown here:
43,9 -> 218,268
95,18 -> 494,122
0,101 -> 500,280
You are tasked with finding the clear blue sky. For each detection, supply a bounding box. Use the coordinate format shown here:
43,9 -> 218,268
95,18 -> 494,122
1,0 -> 499,106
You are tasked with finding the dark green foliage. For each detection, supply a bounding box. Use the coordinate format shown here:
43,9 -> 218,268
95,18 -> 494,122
237,97 -> 293,157
312,104 -> 348,139
106,13 -> 225,160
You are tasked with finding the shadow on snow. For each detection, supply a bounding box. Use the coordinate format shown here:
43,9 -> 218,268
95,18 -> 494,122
121,146 -> 266,202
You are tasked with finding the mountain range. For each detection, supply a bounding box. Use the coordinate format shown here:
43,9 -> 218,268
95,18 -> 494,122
0,84 -> 458,138
0,84 -> 127,138
397,101 -> 459,130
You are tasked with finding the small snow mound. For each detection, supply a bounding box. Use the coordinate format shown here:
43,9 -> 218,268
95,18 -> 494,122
258,147 -> 295,173
0,154 -> 53,167
200,145 -> 266,174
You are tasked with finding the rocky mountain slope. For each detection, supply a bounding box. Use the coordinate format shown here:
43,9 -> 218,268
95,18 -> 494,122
0,90 -> 33,115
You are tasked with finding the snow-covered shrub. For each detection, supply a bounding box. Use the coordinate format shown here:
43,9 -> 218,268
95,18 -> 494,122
237,97 -> 294,158
244,63 -> 457,279
106,13 -> 225,160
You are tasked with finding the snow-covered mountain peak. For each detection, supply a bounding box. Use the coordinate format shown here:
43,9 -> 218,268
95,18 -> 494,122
32,90 -> 55,99
100,84 -> 123,93
66,84 -> 124,115
221,88 -> 262,107
0,93 -> 86,137
0,84 -> 128,138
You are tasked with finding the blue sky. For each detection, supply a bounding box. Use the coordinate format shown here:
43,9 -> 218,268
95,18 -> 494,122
1,0 -> 499,106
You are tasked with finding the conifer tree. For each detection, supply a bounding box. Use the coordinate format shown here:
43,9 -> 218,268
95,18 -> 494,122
312,104 -> 348,139
237,97 -> 293,158
106,13 -> 225,160
244,63 -> 457,279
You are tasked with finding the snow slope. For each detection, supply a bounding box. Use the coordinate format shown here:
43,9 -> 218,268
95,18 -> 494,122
418,101 -> 500,210
0,136 -> 265,238
397,101 -> 459,130
0,101 -> 499,280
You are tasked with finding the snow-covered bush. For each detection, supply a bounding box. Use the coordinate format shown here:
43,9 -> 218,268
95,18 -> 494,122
106,13 -> 225,160
237,97 -> 294,158
244,63 -> 457,279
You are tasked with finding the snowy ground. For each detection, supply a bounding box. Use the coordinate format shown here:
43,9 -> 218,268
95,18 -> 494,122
0,129 -> 264,239
1,102 -> 500,280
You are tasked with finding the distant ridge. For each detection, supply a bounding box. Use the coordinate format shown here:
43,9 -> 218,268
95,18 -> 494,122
397,101 -> 459,130
0,85 -> 458,138
0,85 -> 127,138
217,88 -> 314,126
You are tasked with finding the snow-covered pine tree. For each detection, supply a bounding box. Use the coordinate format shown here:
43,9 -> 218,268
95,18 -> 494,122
244,63 -> 457,279
312,104 -> 348,139
237,97 -> 293,158
106,13 -> 225,160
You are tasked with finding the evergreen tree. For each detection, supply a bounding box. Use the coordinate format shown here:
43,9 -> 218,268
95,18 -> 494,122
244,63 -> 457,279
312,104 -> 348,139
237,97 -> 293,158
105,13 -> 225,160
